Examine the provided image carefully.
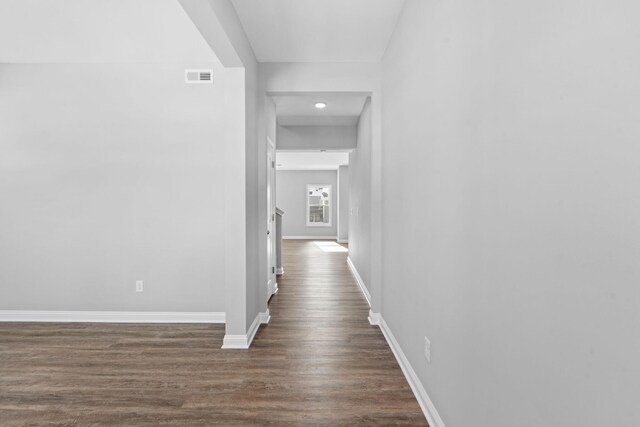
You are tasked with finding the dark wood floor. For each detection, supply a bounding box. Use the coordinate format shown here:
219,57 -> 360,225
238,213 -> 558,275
0,240 -> 426,426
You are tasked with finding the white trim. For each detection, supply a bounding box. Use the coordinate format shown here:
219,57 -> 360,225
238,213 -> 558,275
276,166 -> 340,171
220,334 -> 249,349
283,236 -> 337,240
221,309 -> 269,349
337,239 -> 348,244
276,267 -> 284,275
275,149 -> 354,153
269,282 -> 279,297
259,308 -> 271,324
347,257 -> 371,307
368,310 -> 381,326
0,311 -> 226,323
377,316 -> 445,427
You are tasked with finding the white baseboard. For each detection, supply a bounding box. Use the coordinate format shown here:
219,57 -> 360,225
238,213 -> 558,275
0,310 -> 225,323
283,236 -> 337,240
221,309 -> 269,349
347,257 -> 371,307
276,267 -> 284,275
368,310 -> 381,326
259,308 -> 271,324
220,334 -> 249,349
337,239 -> 348,244
377,316 -> 445,427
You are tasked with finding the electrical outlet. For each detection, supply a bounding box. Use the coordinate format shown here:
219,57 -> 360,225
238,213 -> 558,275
136,280 -> 144,292
424,336 -> 431,363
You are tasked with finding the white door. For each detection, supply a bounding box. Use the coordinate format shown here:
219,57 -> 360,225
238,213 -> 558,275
267,138 -> 276,297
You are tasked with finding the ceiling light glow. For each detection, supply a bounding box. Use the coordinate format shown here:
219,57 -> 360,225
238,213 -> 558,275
314,102 -> 327,109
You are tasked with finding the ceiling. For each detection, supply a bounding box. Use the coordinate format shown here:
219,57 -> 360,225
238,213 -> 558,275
0,0 -> 217,63
230,0 -> 406,62
273,93 -> 368,126
276,152 -> 349,171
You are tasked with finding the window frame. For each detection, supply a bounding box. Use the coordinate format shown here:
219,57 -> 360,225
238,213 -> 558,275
306,184 -> 332,227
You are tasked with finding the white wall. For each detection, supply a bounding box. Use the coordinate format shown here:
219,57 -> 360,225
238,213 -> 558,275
381,1 -> 640,426
0,62 -> 227,312
337,165 -> 350,242
276,152 -> 349,171
180,0 -> 264,336
276,170 -> 338,238
0,0 -> 215,63
277,125 -> 356,150
244,57 -> 261,330
348,100 -> 372,296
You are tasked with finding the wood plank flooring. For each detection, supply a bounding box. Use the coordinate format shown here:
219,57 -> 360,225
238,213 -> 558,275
0,239 -> 427,426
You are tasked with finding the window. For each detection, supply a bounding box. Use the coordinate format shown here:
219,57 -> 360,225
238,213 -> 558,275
306,184 -> 332,227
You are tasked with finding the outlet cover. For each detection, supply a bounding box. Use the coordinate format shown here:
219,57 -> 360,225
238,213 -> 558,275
136,280 -> 144,292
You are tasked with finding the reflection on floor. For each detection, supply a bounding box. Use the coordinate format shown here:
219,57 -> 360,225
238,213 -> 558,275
313,240 -> 349,252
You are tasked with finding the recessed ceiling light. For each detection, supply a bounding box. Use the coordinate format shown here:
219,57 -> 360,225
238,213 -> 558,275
315,102 -> 327,109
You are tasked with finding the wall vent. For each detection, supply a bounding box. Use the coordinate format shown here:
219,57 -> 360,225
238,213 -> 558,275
185,69 -> 213,84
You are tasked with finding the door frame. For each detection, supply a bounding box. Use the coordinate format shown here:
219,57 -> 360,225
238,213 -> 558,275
266,136 -> 277,299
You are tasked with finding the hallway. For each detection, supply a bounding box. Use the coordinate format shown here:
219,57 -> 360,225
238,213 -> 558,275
0,240 -> 426,425
260,239 -> 426,424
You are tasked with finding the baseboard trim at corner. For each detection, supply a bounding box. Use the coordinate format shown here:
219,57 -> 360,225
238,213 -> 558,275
347,257 -> 371,307
368,310 -> 381,325
268,280 -> 279,299
220,334 -> 249,349
0,311 -> 226,324
283,236 -> 338,240
259,308 -> 271,324
378,316 -> 445,427
221,309 -> 269,349
337,239 -> 348,244
276,267 -> 284,275
267,279 -> 277,298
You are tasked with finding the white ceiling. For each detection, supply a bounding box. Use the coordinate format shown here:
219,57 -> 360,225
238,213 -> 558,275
276,151 -> 349,171
230,0 -> 406,62
0,0 -> 217,63
273,93 -> 368,126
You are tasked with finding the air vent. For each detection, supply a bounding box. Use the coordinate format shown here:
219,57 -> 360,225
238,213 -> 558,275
185,69 -> 213,84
